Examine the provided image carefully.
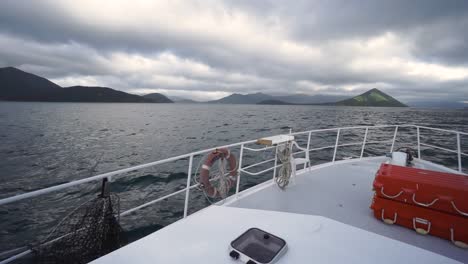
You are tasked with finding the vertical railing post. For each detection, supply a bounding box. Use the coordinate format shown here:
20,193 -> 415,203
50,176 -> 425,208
332,129 -> 340,163
183,154 -> 193,218
236,144 -> 244,197
417,126 -> 421,159
457,133 -> 462,173
272,145 -> 278,180
304,131 -> 312,169
390,125 -> 399,153
360,127 -> 368,159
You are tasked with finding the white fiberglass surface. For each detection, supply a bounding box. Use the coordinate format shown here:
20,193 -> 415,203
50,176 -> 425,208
228,158 -> 467,262
91,206 -> 460,264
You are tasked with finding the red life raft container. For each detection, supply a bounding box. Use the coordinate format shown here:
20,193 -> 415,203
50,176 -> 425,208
371,195 -> 468,248
373,163 -> 468,217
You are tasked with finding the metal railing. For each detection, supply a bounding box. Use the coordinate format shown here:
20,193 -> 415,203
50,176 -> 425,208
0,124 -> 466,263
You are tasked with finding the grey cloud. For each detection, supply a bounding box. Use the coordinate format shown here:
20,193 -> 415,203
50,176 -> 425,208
411,17 -> 468,65
232,0 -> 468,40
229,0 -> 468,65
0,0 -> 467,103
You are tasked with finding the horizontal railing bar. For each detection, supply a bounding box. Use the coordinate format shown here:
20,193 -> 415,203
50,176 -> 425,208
417,125 -> 468,135
290,127 -> 339,136
290,124 -> 409,137
292,150 -> 306,155
337,142 -> 362,147
242,158 -> 276,171
307,140 -> 393,153
296,140 -> 392,155
121,187 -> 190,216
188,140 -> 258,156
243,146 -> 276,152
364,140 -> 394,145
240,165 -> 281,176
338,140 -> 392,148
419,143 -> 459,154
309,146 -> 334,151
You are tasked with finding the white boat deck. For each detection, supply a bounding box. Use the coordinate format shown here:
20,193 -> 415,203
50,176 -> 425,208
92,157 -> 467,263
91,206 -> 460,264
226,157 -> 467,263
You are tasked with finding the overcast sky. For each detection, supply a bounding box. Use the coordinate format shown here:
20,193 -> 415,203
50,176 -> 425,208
0,0 -> 467,102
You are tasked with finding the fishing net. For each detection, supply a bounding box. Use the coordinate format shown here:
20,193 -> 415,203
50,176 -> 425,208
32,181 -> 126,264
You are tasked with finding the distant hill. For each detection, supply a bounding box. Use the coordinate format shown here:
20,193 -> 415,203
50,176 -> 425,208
275,94 -> 348,104
0,67 -> 413,107
0,67 -> 167,103
332,88 -> 407,107
168,96 -> 199,104
0,67 -> 62,101
257,99 -> 289,105
208,92 -> 273,104
174,99 -> 199,104
143,93 -> 173,103
208,92 -> 348,104
58,86 -> 152,102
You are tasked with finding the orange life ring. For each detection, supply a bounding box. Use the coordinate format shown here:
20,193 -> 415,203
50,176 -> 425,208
200,148 -> 237,197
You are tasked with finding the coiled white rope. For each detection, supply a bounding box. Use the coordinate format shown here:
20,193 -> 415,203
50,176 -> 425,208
275,142 -> 292,189
215,158 -> 230,199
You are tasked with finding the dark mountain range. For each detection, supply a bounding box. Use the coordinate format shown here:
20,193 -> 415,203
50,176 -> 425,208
0,67 -> 165,103
168,96 -> 199,104
143,93 -> 173,103
58,86 -> 153,102
275,94 -> 348,104
175,99 -> 199,104
257,99 -> 289,105
207,92 -> 348,104
208,92 -> 273,104
0,67 -> 62,101
332,88 -> 407,107
199,90 -> 460,108
255,88 -> 407,107
2,67 -> 454,107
